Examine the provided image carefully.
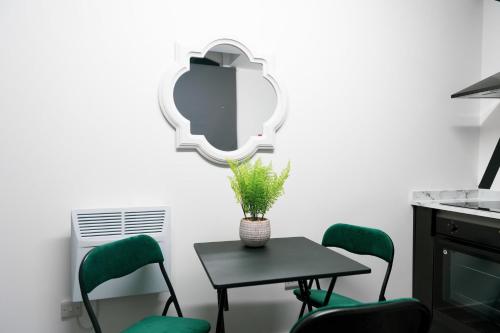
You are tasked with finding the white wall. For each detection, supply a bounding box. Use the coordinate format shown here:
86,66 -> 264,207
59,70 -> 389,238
479,0 -> 500,190
0,1 -> 483,332
236,67 -> 276,146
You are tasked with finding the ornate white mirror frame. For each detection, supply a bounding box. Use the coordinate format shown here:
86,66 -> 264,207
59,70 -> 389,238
158,38 -> 287,165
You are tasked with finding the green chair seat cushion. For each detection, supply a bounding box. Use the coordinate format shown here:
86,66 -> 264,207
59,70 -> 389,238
293,288 -> 361,307
122,315 -> 211,333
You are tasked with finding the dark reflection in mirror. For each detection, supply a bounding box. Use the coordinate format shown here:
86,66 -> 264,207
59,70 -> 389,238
173,44 -> 277,152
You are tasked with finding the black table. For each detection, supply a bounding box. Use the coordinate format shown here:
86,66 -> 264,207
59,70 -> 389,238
194,237 -> 371,333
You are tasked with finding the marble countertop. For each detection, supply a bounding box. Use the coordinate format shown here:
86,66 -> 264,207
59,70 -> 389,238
411,189 -> 500,219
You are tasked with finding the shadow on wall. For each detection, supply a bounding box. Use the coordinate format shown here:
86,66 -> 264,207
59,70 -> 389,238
188,301 -> 299,333
68,294 -> 162,332
482,102 -> 500,127
69,296 -> 298,333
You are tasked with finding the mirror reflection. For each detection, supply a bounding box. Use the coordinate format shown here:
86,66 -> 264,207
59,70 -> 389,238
173,44 -> 277,151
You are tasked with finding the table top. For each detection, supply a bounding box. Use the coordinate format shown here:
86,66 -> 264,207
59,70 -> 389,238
194,237 -> 371,289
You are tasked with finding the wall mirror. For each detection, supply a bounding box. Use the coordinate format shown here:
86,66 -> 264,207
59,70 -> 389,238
159,39 -> 286,165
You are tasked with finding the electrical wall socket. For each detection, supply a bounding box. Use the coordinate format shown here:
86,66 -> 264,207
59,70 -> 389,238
61,301 -> 82,319
284,281 -> 299,290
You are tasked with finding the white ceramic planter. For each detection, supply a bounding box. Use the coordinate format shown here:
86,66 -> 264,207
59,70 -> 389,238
239,218 -> 271,247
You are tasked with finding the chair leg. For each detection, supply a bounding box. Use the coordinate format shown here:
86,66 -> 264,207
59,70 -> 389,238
315,278 -> 321,290
162,296 -> 174,316
298,302 -> 306,319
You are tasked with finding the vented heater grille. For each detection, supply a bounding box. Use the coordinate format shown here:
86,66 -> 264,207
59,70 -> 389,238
77,212 -> 122,237
124,210 -> 165,235
74,208 -> 167,238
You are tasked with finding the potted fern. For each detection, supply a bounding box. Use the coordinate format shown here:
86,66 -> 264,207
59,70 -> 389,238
228,158 -> 290,247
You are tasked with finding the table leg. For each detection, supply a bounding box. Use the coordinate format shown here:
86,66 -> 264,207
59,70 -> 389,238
216,289 -> 226,333
299,280 -> 312,313
304,280 -> 313,312
224,289 -> 229,311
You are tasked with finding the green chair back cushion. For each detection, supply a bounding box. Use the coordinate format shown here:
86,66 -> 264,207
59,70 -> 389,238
322,223 -> 394,262
80,234 -> 164,293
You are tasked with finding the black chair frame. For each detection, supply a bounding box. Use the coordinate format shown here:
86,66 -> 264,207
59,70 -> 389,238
298,247 -> 394,317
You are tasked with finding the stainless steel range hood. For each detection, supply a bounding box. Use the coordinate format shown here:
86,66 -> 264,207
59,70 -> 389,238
451,72 -> 500,98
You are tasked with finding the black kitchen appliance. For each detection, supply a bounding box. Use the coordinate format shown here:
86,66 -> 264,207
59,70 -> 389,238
433,211 -> 500,333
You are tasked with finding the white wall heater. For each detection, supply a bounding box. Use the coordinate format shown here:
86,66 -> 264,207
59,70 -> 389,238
70,206 -> 170,302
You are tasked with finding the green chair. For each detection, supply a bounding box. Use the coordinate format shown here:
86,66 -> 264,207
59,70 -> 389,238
294,223 -> 394,317
79,234 -> 211,333
290,298 -> 431,333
